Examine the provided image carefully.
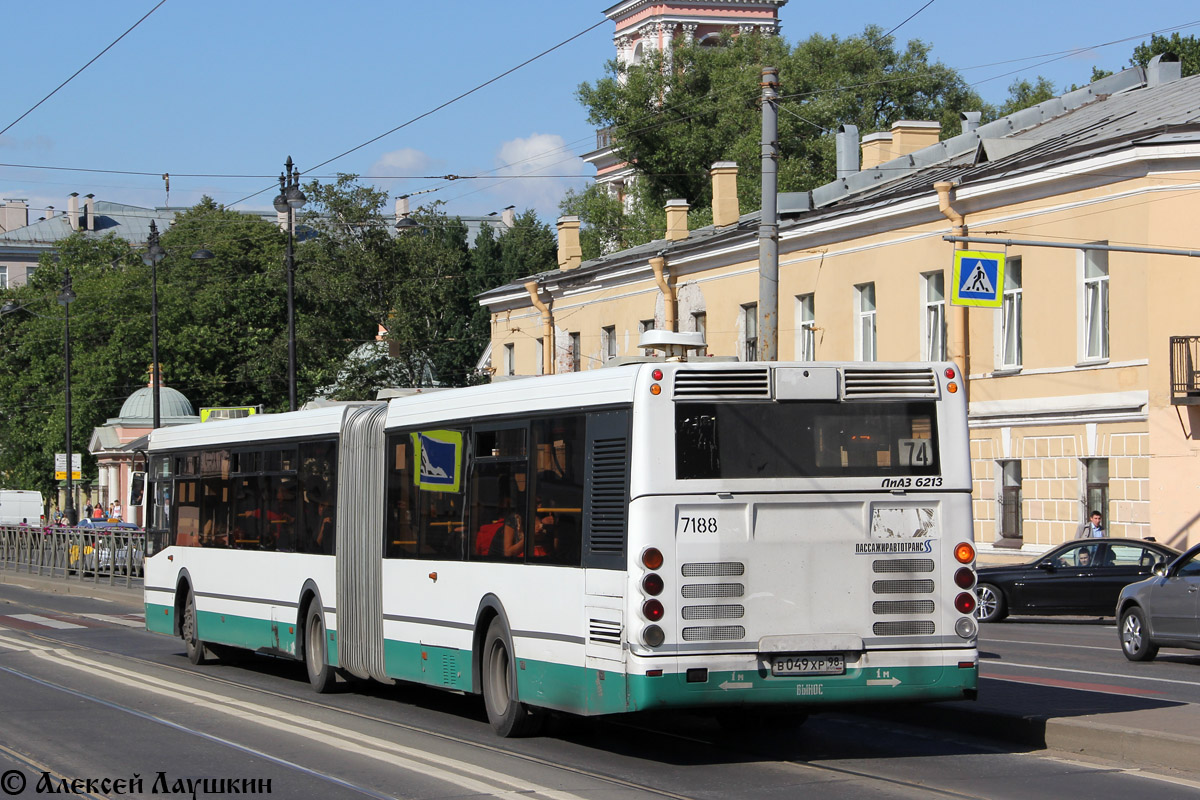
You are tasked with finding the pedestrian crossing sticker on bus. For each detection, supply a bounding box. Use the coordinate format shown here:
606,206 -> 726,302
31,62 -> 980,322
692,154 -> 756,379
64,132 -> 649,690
951,250 -> 1005,308
412,430 -> 463,492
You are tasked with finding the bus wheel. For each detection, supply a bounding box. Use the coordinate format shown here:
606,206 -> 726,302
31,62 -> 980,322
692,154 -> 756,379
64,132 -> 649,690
182,590 -> 211,666
305,602 -> 335,693
482,617 -> 543,737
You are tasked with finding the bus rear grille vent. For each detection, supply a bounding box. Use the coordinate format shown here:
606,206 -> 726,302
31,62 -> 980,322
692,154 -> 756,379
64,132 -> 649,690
673,369 -> 771,398
682,562 -> 745,577
588,437 -> 628,554
681,604 -> 745,620
873,621 -> 936,636
682,625 -> 746,641
872,579 -> 935,594
873,600 -> 935,615
681,583 -> 744,599
843,368 -> 937,399
588,618 -> 623,646
873,558 -> 935,573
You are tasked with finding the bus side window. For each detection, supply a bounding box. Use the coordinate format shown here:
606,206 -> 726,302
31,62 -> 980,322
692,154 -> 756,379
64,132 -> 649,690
385,436 -> 417,559
530,416 -> 585,566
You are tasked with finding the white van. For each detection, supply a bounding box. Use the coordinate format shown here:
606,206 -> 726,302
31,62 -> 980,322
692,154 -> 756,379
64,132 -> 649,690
0,490 -> 45,525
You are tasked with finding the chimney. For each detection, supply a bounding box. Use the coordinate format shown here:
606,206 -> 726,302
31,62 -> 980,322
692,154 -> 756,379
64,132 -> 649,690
890,120 -> 941,158
665,199 -> 689,241
501,205 -> 516,229
83,193 -> 96,231
556,215 -> 582,271
710,161 -> 740,227
959,111 -> 981,134
68,192 -> 80,231
1147,53 -> 1182,87
0,199 -> 28,233
394,196 -> 410,222
835,124 -> 860,178
860,132 -> 893,170
45,205 -> 55,219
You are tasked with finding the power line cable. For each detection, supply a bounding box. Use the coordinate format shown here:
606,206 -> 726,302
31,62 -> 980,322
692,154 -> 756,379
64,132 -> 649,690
0,0 -> 169,139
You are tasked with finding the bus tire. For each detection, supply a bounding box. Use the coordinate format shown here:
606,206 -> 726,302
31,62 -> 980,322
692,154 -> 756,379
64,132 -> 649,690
305,602 -> 336,693
182,590 -> 211,666
482,617 -> 543,737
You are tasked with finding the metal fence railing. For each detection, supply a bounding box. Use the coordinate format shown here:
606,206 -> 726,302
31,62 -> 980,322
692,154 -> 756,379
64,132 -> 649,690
0,525 -> 144,589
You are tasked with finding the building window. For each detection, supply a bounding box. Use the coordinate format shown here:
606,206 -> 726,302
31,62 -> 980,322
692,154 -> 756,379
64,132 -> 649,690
602,326 -> 617,361
1082,457 -> 1109,525
1000,258 -> 1022,370
691,312 -> 708,356
921,272 -> 945,361
503,343 -> 514,376
639,319 -> 655,355
1082,248 -> 1109,361
998,460 -> 1022,542
0,265 -> 7,289
570,332 -> 582,372
742,303 -> 758,361
535,338 -> 544,376
795,294 -> 815,361
855,282 -> 876,362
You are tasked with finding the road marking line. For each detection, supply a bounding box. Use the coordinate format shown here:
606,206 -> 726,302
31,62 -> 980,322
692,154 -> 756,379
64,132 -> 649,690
983,638 -> 1115,652
6,614 -> 86,630
985,660 -> 1200,689
79,613 -> 145,628
33,647 -> 589,800
1041,755 -> 1200,790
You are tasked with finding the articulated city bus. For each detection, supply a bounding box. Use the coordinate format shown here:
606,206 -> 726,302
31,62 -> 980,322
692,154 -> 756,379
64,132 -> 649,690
144,358 -> 978,736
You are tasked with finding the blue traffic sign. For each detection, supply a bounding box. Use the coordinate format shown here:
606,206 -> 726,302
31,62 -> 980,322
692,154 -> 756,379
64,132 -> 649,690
951,250 -> 1005,308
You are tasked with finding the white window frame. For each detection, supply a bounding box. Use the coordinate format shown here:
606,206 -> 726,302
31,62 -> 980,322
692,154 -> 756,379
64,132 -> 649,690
570,332 -> 582,372
995,257 -> 1022,371
503,343 -> 515,376
535,338 -> 544,376
1078,246 -> 1109,364
741,303 -> 758,362
920,272 -> 946,361
639,319 -> 655,355
855,283 -> 876,362
602,325 -> 617,361
0,265 -> 7,290
690,312 -> 708,356
794,293 -> 815,361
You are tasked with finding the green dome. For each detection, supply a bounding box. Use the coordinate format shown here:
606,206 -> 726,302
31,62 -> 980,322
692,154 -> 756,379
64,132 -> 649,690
117,384 -> 196,423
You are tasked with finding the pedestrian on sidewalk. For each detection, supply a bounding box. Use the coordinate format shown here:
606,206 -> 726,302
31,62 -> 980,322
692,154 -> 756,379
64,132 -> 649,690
1076,510 -> 1106,538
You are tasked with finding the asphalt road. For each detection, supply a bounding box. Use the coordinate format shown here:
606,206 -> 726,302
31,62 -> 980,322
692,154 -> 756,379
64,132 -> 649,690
1,582 -> 1198,800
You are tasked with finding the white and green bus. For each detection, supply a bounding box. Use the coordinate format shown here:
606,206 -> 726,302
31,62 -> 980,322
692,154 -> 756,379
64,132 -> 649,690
144,358 -> 979,736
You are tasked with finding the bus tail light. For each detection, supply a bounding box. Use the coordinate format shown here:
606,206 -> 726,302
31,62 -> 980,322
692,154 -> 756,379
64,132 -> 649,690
642,573 -> 664,596
641,547 -> 664,570
954,592 -> 976,615
642,599 -> 664,622
642,625 -> 665,647
953,567 -> 976,589
954,542 -> 975,564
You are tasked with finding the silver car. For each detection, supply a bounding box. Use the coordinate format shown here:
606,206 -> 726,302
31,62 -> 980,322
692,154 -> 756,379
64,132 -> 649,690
1116,543 -> 1200,661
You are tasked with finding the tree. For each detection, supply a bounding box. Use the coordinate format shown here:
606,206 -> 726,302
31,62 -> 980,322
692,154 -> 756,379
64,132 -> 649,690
1131,33 -> 1200,77
574,26 -> 989,252
996,76 -> 1057,117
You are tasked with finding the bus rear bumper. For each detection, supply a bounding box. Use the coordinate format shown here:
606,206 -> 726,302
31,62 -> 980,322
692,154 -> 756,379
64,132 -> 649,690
626,649 -> 978,711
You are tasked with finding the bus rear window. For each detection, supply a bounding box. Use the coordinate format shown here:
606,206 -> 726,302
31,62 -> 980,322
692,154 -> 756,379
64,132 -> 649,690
676,401 -> 939,480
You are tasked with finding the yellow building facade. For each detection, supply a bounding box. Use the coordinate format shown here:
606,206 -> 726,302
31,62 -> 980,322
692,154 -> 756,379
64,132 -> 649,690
482,62 -> 1200,552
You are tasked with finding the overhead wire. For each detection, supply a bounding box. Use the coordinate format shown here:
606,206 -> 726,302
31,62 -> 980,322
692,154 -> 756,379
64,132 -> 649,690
0,0 -> 169,139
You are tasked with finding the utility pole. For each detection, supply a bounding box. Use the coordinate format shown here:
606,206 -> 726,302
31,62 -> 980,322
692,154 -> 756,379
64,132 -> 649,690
758,67 -> 779,361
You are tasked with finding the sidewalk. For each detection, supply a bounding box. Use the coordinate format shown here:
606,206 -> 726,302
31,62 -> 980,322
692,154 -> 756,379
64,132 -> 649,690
4,565 -> 1197,775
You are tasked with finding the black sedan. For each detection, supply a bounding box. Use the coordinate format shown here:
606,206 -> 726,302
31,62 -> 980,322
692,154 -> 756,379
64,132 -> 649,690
974,538 -> 1179,622
1116,542 -> 1200,661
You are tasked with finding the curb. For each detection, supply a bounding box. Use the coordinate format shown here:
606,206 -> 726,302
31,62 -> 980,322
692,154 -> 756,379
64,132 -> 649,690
0,571 -> 142,606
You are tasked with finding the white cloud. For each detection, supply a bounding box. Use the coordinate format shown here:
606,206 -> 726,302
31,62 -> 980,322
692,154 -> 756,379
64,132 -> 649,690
369,147 -> 435,176
487,133 -> 589,218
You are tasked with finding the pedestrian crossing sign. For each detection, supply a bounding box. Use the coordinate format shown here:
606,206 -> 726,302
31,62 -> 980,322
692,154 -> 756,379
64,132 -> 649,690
951,250 -> 1005,308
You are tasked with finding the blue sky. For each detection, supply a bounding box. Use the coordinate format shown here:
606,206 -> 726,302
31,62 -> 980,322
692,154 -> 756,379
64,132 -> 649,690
0,1 -> 1196,224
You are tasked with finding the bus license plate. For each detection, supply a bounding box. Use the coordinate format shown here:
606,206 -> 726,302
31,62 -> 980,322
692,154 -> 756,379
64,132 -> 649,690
770,654 -> 845,677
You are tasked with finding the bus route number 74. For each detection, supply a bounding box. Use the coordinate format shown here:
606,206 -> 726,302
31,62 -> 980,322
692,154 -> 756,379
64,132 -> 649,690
898,438 -> 932,467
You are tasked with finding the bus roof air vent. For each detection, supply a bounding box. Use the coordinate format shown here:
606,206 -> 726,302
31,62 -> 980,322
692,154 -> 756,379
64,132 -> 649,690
674,368 -> 771,399
842,368 -> 938,399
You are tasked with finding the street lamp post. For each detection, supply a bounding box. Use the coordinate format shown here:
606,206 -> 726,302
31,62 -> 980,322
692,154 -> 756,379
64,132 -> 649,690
143,220 -> 213,430
58,270 -> 77,526
273,156 -> 306,412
